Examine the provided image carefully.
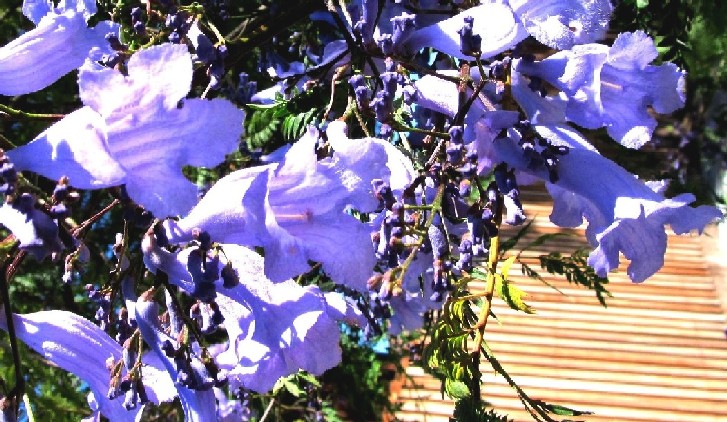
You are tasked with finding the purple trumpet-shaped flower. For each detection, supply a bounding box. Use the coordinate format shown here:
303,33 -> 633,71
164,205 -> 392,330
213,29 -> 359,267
491,124 -> 723,282
7,43 -> 244,217
514,31 -> 686,148
163,122 -> 415,290
142,234 -> 366,393
0,308 -> 176,421
0,0 -> 116,96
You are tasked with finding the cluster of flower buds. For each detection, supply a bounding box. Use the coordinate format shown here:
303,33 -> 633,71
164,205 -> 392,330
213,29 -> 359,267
99,32 -> 128,68
161,340 -> 222,391
105,338 -> 150,410
87,284 -> 113,331
0,150 -> 17,196
130,7 -> 145,36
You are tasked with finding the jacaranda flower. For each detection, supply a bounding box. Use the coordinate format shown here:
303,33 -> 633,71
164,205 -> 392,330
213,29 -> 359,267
409,66 -> 722,283
515,31 -> 686,148
490,123 -> 723,282
162,122 -> 414,290
0,0 -> 115,96
7,43 -> 244,217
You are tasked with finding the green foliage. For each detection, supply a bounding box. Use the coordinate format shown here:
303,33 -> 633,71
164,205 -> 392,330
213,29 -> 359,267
282,107 -> 321,142
612,0 -> 694,65
494,274 -> 535,315
521,249 -> 611,307
245,102 -> 285,151
244,84 -> 328,152
422,281 -> 480,400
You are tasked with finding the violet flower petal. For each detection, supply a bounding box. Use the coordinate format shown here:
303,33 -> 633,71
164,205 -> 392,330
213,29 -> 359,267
10,44 -> 244,218
509,0 -> 613,49
7,107 -> 126,189
0,196 -> 63,260
0,1 -> 111,96
515,32 -> 686,148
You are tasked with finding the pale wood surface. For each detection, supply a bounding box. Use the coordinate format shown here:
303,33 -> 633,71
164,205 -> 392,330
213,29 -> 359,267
393,185 -> 727,422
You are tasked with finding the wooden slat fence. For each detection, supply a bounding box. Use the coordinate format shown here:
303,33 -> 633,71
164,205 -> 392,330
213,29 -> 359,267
393,184 -> 727,422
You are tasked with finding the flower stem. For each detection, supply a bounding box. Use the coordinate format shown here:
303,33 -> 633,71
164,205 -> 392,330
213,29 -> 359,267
0,245 -> 24,419
260,397 -> 276,422
394,183 -> 445,286
472,194 -> 503,356
0,104 -> 64,120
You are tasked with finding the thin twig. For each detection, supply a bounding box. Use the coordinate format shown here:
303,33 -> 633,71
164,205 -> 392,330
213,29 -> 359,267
0,244 -> 24,419
0,104 -> 64,121
71,199 -> 121,238
259,397 -> 276,422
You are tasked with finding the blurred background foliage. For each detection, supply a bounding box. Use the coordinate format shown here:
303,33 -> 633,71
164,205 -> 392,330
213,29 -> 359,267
1,0 -> 726,420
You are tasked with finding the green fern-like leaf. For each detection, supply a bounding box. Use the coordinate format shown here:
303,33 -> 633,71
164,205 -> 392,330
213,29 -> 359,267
538,248 -> 611,307
245,104 -> 284,151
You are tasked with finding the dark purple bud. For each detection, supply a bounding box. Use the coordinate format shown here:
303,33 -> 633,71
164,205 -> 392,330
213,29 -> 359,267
52,181 -> 69,201
378,123 -> 393,139
133,20 -> 146,35
192,229 -> 212,250
161,340 -> 176,357
448,126 -> 464,144
391,13 -> 416,49
0,158 -> 17,195
372,180 -> 396,209
370,90 -> 393,122
168,31 -> 182,44
105,33 -> 126,51
49,203 -> 67,219
131,7 -> 143,22
349,74 -> 371,109
380,71 -> 401,98
428,223 -> 448,259
446,143 -> 463,165
402,85 -> 418,104
457,16 -> 481,56
375,33 -> 394,56
237,73 -> 257,104
100,53 -> 124,68
221,263 -> 239,288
